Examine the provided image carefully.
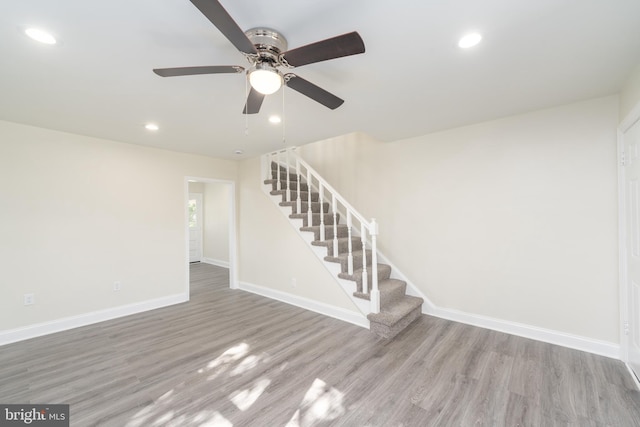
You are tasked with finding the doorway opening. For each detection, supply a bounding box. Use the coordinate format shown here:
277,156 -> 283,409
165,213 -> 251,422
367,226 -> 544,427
185,177 -> 237,292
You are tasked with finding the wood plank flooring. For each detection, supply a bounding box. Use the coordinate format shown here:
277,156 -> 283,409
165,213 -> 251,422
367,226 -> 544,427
1,263 -> 639,426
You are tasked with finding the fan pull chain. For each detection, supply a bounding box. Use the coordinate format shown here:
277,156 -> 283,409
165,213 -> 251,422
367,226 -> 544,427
281,83 -> 286,145
244,75 -> 249,136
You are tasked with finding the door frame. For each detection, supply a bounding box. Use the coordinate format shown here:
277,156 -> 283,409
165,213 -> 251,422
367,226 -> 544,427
184,177 -> 238,291
618,99 -> 640,387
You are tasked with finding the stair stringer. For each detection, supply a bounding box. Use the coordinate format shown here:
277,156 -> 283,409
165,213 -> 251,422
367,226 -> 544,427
327,205 -> 435,313
264,192 -> 372,319
374,251 -> 436,314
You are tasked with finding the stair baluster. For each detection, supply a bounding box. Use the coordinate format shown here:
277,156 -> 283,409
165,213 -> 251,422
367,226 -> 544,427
286,150 -> 292,203
319,183 -> 325,241
277,151 -> 282,193
361,223 -> 368,294
307,170 -> 312,229
370,219 -> 380,313
332,194 -> 338,256
296,159 -> 302,214
347,212 -> 354,275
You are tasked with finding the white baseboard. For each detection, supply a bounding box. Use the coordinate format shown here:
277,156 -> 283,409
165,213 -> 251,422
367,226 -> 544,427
238,281 -> 369,329
428,306 -> 620,359
202,258 -> 230,268
625,364 -> 640,391
0,293 -> 189,346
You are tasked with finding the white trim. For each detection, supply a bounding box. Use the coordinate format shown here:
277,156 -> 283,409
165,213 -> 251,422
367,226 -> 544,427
238,281 -> 369,329
0,293 -> 188,346
428,306 -> 619,359
620,100 -> 640,133
202,257 -> 230,268
626,363 -> 640,391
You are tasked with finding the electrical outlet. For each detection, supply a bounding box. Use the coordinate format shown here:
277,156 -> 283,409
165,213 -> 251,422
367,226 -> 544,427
291,277 -> 297,288
113,281 -> 121,291
24,293 -> 35,306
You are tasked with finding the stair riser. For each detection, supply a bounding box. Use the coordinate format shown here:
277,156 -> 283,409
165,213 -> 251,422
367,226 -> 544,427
380,286 -> 407,308
369,307 -> 421,340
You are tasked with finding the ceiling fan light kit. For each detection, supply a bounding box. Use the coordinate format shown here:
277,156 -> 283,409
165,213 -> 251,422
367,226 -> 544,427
249,63 -> 282,95
153,0 -> 365,114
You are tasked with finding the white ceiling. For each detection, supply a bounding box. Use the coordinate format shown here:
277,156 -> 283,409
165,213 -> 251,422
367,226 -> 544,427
2,0 -> 640,160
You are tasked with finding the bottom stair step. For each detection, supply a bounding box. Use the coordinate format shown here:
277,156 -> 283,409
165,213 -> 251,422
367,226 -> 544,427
367,295 -> 423,339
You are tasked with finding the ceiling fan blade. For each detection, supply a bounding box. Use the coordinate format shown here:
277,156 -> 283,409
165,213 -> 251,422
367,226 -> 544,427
284,74 -> 344,110
153,65 -> 244,77
242,87 -> 265,114
189,0 -> 258,55
280,32 -> 365,67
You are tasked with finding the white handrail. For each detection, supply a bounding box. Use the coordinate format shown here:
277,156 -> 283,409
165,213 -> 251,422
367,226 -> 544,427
264,147 -> 380,313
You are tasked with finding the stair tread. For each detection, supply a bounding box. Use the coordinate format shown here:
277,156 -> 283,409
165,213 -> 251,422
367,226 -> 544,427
367,296 -> 424,327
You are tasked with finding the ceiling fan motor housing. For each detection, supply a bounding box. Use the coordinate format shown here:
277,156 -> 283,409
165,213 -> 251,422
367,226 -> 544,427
244,28 -> 288,66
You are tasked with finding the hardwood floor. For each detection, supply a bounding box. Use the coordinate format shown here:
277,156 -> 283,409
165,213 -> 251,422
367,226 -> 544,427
1,263 -> 639,426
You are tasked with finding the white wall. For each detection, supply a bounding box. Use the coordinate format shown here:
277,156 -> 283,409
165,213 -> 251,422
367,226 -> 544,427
0,120 -> 237,332
203,183 -> 230,265
237,156 -> 359,313
297,96 -> 620,343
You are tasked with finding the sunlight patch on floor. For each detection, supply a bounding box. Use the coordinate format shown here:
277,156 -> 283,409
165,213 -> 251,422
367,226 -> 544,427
230,377 -> 272,411
126,342 -> 256,427
286,378 -> 345,427
191,411 -> 233,427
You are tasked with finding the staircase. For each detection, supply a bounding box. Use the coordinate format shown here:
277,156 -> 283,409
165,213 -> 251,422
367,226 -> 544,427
262,148 -> 423,339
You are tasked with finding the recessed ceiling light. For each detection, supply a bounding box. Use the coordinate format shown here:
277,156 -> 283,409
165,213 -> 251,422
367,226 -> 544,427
458,32 -> 482,49
25,28 -> 57,45
145,123 -> 159,131
234,149 -> 244,155
269,115 -> 282,124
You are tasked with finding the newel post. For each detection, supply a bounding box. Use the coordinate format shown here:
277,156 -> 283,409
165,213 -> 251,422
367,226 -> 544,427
370,218 -> 380,314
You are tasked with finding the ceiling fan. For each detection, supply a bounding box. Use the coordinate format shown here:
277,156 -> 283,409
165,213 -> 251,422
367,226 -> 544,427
153,0 -> 365,114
